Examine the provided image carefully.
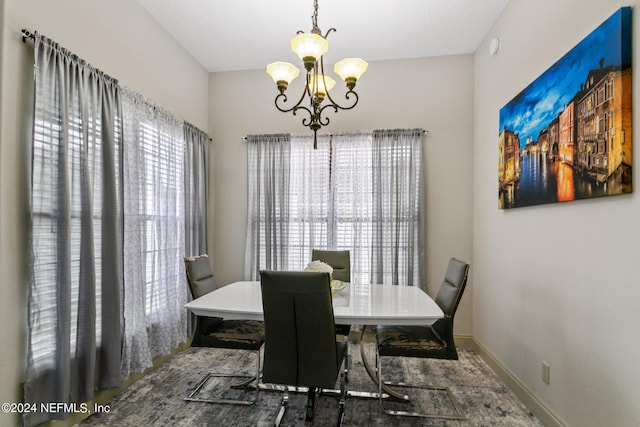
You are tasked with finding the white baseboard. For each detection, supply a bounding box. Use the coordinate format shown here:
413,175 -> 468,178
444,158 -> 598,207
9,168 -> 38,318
460,335 -> 566,427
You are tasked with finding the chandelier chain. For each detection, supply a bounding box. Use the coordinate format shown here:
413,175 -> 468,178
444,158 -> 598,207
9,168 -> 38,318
311,0 -> 320,34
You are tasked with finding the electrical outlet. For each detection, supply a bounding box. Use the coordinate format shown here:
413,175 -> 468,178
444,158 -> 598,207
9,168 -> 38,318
541,362 -> 550,384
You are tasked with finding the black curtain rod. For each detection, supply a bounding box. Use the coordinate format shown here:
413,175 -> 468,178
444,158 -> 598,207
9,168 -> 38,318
21,29 -> 35,43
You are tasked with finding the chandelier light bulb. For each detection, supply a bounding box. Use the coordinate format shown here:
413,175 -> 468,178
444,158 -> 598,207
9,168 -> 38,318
266,62 -> 300,93
309,75 -> 336,100
334,58 -> 368,90
291,33 -> 329,71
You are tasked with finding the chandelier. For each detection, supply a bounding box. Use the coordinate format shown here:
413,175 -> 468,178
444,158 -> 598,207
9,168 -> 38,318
266,0 -> 368,148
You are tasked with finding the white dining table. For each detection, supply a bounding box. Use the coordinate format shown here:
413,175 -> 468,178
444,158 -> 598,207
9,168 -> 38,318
185,280 -> 443,401
185,280 -> 443,326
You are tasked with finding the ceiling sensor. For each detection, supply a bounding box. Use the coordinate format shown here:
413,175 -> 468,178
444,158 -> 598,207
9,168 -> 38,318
489,37 -> 500,55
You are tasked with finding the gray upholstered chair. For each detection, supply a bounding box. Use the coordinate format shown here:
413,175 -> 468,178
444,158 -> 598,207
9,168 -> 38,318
311,249 -> 352,337
184,255 -> 265,405
311,249 -> 351,282
375,257 -> 470,419
260,270 -> 348,426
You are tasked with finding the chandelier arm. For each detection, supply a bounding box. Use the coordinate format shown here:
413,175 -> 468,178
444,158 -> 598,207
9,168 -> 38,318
323,28 -> 336,39
318,55 -> 359,110
319,103 -> 338,115
294,105 -> 313,121
317,106 -> 334,126
324,88 -> 359,111
274,84 -> 310,114
293,105 -> 318,130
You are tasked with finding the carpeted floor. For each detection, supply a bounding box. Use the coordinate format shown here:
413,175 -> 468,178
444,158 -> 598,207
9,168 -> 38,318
77,338 -> 542,427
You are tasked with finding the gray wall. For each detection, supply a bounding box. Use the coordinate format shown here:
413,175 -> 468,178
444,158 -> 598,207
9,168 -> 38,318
0,1 -> 208,425
474,0 -> 640,425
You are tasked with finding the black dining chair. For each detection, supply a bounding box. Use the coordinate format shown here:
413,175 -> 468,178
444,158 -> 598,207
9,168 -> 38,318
375,257 -> 470,419
260,270 -> 348,426
183,255 -> 265,405
311,249 -> 353,381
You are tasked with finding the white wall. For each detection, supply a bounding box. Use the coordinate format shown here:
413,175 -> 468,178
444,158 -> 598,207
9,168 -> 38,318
209,56 -> 475,333
0,1 -> 208,425
474,0 -> 640,425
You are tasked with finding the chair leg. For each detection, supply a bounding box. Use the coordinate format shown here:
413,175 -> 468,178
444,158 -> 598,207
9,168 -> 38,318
337,399 -> 345,426
342,334 -> 350,383
184,348 -> 261,406
337,360 -> 347,427
306,387 -> 317,421
273,388 -> 289,427
377,348 -> 465,420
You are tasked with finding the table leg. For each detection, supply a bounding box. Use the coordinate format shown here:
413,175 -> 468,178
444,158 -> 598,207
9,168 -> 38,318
359,326 -> 410,402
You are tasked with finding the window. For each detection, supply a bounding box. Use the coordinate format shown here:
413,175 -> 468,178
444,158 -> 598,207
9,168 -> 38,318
26,32 -> 206,427
286,134 -> 379,281
597,87 -> 605,106
136,121 -> 185,316
605,79 -> 614,100
246,129 -> 424,287
286,139 -> 332,268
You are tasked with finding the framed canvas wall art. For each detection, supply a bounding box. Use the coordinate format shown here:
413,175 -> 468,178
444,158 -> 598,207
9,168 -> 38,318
498,7 -> 632,209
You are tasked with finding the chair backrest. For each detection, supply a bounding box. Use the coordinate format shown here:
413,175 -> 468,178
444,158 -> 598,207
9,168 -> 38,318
311,249 -> 351,282
184,255 -> 217,298
431,258 -> 470,342
260,270 -> 340,389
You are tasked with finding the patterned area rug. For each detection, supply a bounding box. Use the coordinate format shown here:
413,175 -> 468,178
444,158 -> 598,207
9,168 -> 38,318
77,339 -> 542,427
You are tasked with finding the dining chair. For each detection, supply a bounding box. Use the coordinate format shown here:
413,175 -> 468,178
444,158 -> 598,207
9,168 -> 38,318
260,270 -> 348,426
311,250 -> 352,335
375,257 -> 470,419
311,249 -> 351,282
183,254 -> 265,405
311,249 -> 353,382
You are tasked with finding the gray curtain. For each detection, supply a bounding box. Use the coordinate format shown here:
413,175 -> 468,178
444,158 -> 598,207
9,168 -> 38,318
371,128 -> 425,289
184,123 -> 209,256
244,134 -> 291,280
25,33 -> 123,427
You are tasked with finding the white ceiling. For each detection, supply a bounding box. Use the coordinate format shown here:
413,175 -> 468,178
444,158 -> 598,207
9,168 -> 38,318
134,0 -> 510,73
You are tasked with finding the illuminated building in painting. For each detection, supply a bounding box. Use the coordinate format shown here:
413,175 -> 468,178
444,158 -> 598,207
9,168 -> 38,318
559,101 -> 575,165
498,128 -> 520,188
576,60 -> 632,183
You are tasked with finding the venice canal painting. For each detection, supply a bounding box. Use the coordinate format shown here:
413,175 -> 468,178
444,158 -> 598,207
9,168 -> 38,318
498,7 -> 632,209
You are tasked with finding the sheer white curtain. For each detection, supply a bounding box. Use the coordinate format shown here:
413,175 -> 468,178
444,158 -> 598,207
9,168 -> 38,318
25,33 -> 123,427
244,134 -> 291,279
244,129 -> 424,287
288,134 -> 332,267
330,132 -> 375,284
120,88 -> 188,377
244,134 -> 332,279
